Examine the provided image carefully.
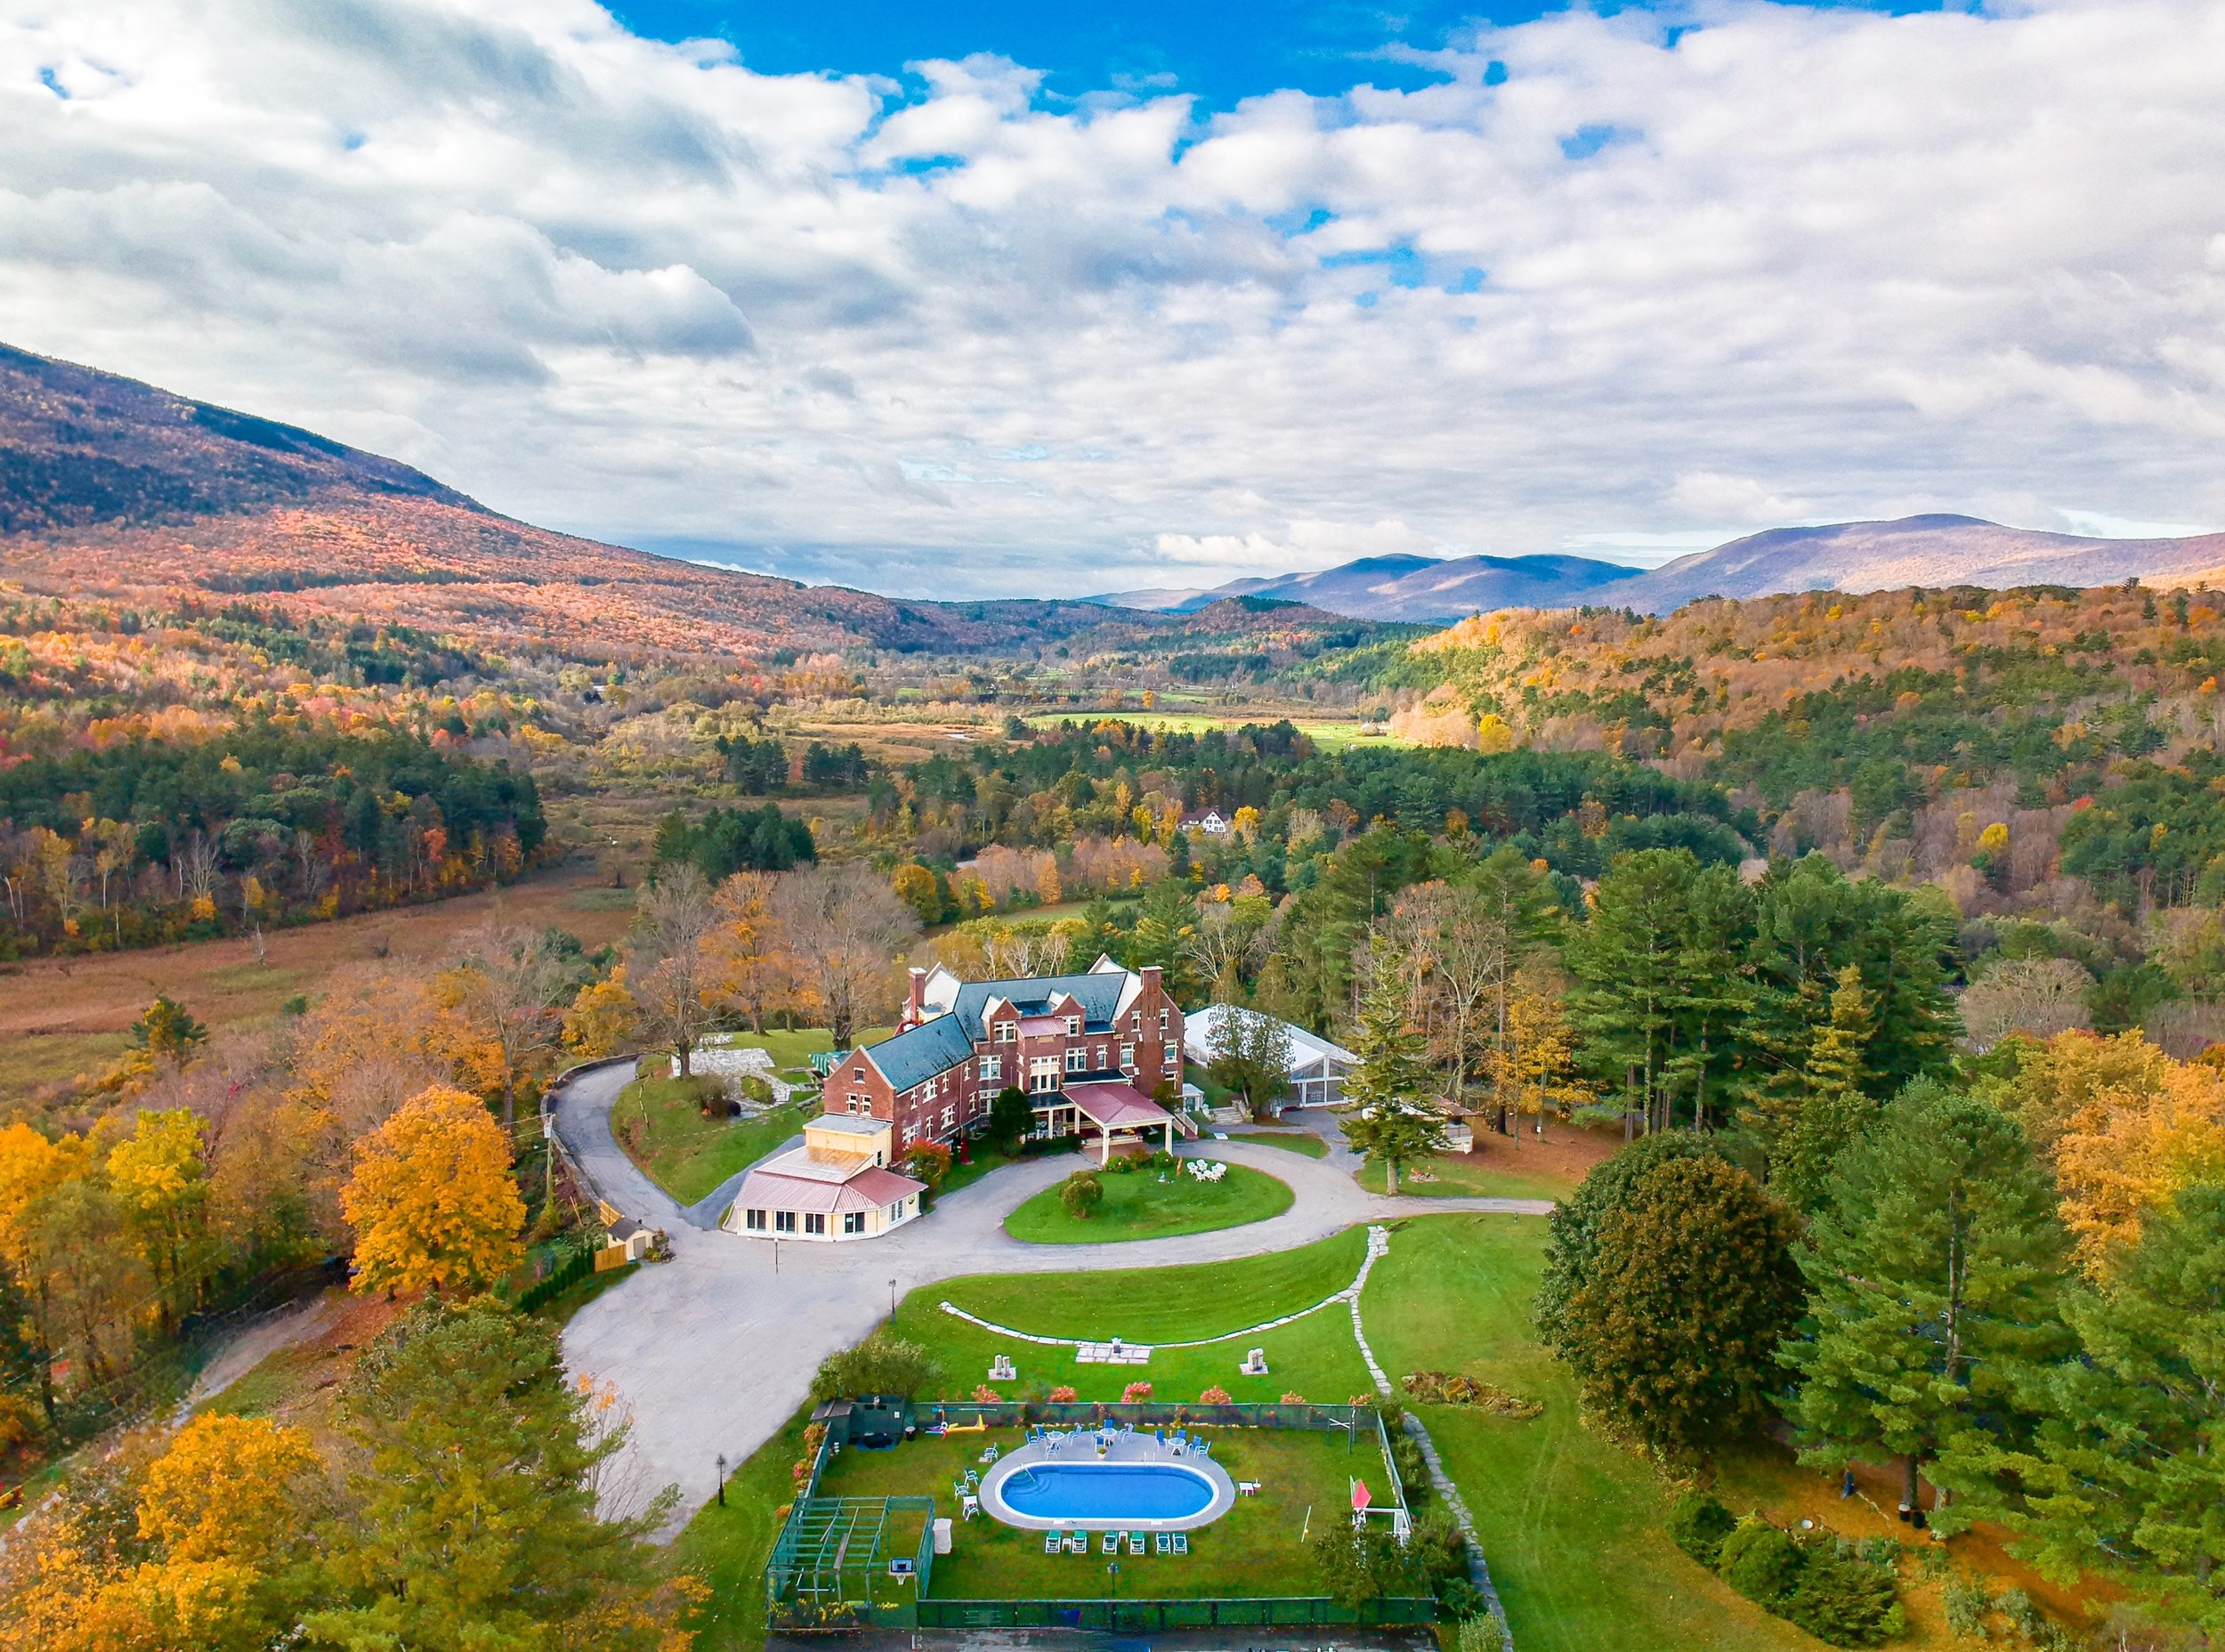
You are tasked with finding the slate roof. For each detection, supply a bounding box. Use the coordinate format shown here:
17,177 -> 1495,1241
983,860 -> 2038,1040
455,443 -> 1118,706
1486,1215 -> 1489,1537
857,1014 -> 975,1093
948,972 -> 1130,1040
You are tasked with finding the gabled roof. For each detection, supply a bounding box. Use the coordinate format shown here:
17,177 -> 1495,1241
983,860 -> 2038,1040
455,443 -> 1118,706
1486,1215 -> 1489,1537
945,970 -> 1135,1041
1064,1079 -> 1173,1131
854,1015 -> 975,1093
736,1160 -> 926,1215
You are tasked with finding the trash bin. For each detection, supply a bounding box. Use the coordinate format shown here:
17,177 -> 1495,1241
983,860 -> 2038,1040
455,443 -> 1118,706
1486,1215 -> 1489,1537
933,1518 -> 953,1555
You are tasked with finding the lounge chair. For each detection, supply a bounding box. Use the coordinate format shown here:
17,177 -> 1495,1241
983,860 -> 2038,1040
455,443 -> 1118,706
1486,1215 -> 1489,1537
1172,1533 -> 1190,1556
1154,1531 -> 1171,1555
1045,1530 -> 1063,1553
1127,1532 -> 1145,1555
1101,1531 -> 1118,1554
1067,1533 -> 1087,1554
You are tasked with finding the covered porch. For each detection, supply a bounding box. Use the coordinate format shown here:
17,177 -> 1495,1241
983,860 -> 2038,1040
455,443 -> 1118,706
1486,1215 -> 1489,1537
1060,1078 -> 1194,1166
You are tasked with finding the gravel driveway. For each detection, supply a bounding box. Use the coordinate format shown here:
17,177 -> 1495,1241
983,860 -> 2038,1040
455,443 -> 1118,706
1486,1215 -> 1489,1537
550,1063 -> 1550,1532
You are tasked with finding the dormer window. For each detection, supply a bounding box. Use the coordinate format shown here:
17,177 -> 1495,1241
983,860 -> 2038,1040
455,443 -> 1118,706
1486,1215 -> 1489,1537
1065,1016 -> 1080,1036
994,1021 -> 1015,1044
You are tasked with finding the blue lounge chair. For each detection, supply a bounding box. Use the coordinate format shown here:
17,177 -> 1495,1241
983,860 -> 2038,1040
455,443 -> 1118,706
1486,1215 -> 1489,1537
1127,1531 -> 1145,1555
1045,1529 -> 1063,1553
1172,1533 -> 1190,1556
1067,1533 -> 1087,1555
1100,1531 -> 1118,1554
1154,1531 -> 1171,1555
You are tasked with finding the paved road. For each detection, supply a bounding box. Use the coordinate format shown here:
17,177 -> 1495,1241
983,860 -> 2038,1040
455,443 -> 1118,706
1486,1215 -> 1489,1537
551,1064 -> 1551,1533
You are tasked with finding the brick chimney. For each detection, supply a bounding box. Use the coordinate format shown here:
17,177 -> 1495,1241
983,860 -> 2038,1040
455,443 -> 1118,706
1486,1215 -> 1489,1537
905,966 -> 927,1026
1139,965 -> 1162,995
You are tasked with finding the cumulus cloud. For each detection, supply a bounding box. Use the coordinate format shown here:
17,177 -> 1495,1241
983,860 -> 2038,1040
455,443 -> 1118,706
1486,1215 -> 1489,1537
2,0 -> 2222,595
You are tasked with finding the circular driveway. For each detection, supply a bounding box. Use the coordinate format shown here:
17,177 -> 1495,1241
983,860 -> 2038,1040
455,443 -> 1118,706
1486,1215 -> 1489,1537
550,1062 -> 1551,1532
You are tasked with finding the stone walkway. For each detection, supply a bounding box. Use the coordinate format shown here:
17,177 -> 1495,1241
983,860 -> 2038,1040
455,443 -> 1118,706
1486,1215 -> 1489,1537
548,1062 -> 1551,1540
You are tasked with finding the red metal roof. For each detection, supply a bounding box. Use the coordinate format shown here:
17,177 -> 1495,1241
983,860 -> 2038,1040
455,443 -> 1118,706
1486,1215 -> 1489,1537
1063,1079 -> 1172,1131
735,1162 -> 926,1216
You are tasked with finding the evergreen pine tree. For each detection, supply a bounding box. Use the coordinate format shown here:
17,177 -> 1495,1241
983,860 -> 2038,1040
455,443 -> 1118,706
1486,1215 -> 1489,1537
1776,965 -> 1877,1211
1782,1081 -> 2071,1526
1342,946 -> 1448,1193
1994,1180 -> 2225,1638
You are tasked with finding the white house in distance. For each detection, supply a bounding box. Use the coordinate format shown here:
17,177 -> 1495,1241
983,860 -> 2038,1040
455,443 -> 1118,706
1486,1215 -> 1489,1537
1179,808 -> 1232,836
1183,1004 -> 1357,1108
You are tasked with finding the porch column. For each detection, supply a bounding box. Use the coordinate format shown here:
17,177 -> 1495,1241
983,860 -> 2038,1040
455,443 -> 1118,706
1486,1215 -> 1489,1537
1163,1118 -> 1173,1153
1099,1129 -> 1111,1168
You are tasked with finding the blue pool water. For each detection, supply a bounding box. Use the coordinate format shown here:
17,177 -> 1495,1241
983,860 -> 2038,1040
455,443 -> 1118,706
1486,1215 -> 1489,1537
998,1462 -> 1216,1522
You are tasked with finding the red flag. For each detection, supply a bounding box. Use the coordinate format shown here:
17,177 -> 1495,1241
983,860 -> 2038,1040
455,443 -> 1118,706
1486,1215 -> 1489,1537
1351,1478 -> 1371,1512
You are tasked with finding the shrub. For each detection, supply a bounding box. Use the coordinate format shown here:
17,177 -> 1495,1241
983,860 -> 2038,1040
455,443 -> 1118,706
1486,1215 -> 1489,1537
1409,1507 -> 1468,1587
972,1384 -> 999,1402
1199,1385 -> 1232,1404
1783,1547 -> 1905,1648
1280,1390 -> 1307,1404
1667,1491 -> 1736,1569
902,1140 -> 952,1200
1719,1517 -> 1806,1609
739,1074 -> 773,1105
1061,1171 -> 1104,1219
1436,1577 -> 1485,1621
1941,1579 -> 1993,1640
1391,1430 -> 1428,1494
1048,1385 -> 1077,1402
1107,1154 -> 1136,1174
810,1332 -> 943,1401
1455,1615 -> 1506,1652
1121,1381 -> 1153,1403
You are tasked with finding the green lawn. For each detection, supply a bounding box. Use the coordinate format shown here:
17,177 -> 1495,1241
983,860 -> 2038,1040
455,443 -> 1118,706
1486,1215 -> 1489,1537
675,1404 -> 816,1652
1226,1129 -> 1327,1158
1356,1151 -> 1576,1204
1360,1216 -> 1816,1652
612,1080 -> 810,1206
1003,1162 -> 1292,1243
817,1424 -> 1365,1599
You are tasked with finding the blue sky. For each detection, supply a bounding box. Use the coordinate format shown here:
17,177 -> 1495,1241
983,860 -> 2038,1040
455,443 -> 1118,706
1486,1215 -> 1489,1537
613,0 -> 1954,110
9,0 -> 2218,598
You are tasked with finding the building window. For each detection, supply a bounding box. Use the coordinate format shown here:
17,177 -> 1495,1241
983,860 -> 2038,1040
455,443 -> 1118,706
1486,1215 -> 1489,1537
1095,1044 -> 1107,1066
805,1213 -> 827,1236
1159,1008 -> 1169,1032
979,1055 -> 1001,1082
1120,1043 -> 1135,1070
1065,1016 -> 1080,1035
1163,1043 -> 1178,1070
844,1211 -> 866,1235
942,1105 -> 955,1131
1130,1011 -> 1141,1033
994,1022 -> 1015,1044
1065,1049 -> 1086,1073
746,1208 -> 767,1232
775,1210 -> 797,1234
847,1093 -> 870,1113
1031,1066 -> 1057,1094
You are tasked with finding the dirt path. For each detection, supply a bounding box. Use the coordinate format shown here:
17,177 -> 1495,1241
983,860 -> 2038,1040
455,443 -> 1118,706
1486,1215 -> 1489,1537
184,1291 -> 344,1409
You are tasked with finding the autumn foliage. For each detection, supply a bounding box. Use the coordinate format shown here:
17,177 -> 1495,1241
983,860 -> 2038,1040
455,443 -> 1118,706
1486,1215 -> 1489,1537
340,1086 -> 525,1297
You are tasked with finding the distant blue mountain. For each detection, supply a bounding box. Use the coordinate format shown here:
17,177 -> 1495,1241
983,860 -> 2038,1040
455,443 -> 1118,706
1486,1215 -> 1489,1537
1090,551 -> 1635,622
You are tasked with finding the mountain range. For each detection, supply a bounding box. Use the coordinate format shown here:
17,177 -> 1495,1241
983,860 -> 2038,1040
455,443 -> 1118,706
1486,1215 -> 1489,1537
5,340 -> 2223,644
1094,516 -> 2225,622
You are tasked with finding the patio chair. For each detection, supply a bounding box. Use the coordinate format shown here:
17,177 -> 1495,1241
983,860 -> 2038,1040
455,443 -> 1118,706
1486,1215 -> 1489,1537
1100,1531 -> 1118,1554
1154,1532 -> 1171,1555
961,1495 -> 980,1521
1172,1533 -> 1190,1556
1044,1530 -> 1063,1554
953,1478 -> 970,1500
1127,1532 -> 1145,1555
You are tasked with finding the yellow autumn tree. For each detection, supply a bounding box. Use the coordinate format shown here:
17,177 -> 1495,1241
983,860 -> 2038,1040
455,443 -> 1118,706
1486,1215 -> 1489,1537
340,1086 -> 525,1297
2054,1058 -> 2225,1275
562,968 -> 639,1057
1502,967 -> 1592,1142
1985,1028 -> 2172,1158
106,1109 -> 208,1332
136,1413 -> 322,1566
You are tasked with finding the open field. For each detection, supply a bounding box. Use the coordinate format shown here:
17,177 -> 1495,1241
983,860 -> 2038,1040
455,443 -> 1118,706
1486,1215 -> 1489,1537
0,858 -> 634,1113
1002,1161 -> 1293,1243
817,1423 -> 1364,1599
1355,1127 -> 1618,1203
1023,709 -> 1410,750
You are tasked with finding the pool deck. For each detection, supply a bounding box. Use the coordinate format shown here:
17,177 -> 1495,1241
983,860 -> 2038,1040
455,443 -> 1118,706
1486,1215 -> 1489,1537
977,1431 -> 1236,1532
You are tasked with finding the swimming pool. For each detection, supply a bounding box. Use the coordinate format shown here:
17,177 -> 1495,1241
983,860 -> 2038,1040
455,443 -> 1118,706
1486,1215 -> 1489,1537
977,1442 -> 1236,1531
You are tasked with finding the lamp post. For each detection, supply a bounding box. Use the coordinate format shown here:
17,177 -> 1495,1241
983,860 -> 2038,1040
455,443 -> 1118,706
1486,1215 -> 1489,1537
889,1277 -> 898,1322
716,1453 -> 727,1508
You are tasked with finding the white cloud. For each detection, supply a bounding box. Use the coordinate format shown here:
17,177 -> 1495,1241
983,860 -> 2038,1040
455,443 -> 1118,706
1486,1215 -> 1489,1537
2,0 -> 2222,595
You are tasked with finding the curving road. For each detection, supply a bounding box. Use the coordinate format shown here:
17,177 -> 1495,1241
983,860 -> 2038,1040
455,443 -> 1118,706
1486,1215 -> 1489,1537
550,1061 -> 1550,1533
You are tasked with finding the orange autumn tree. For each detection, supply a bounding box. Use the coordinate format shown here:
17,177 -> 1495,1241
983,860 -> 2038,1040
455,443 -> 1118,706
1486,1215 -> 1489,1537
2052,1058 -> 2225,1275
340,1087 -> 525,1297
